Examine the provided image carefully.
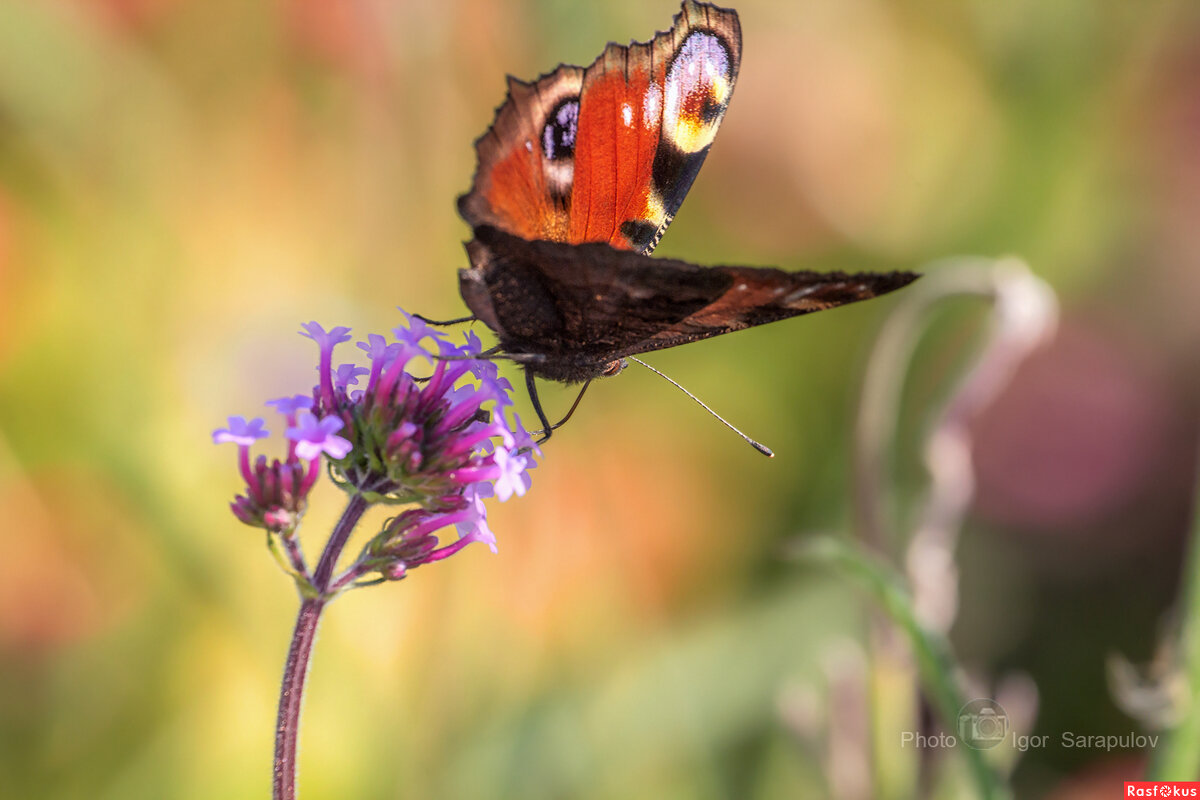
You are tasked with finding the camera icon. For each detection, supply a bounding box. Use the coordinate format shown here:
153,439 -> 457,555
957,699 -> 1009,750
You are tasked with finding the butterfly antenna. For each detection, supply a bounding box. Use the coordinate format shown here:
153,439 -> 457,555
628,357 -> 775,458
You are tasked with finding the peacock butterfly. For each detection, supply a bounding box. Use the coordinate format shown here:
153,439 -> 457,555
455,0 -> 918,438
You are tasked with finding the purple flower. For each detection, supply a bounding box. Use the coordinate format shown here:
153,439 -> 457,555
300,322 -> 353,410
455,483 -> 497,552
507,412 -> 542,458
213,416 -> 269,446
491,447 -> 529,502
462,333 -> 515,404
325,316 -> 534,504
365,484 -> 498,579
299,321 -> 353,350
266,396 -> 314,417
334,363 -> 370,390
394,310 -> 446,351
213,416 -> 319,535
218,309 -> 540,578
287,411 -> 353,461
357,333 -> 393,362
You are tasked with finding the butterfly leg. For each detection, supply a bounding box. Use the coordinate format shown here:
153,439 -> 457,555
548,379 -> 592,431
412,313 -> 477,326
526,373 -> 594,444
525,370 -> 555,445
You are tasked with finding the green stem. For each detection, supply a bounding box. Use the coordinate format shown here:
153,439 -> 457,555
798,537 -> 1010,800
1149,442 -> 1200,780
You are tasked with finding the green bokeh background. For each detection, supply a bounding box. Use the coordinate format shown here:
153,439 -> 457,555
1,0 -> 1197,797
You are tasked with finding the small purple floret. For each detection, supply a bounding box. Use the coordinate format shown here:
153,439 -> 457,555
507,412 -> 541,457
334,363 -> 370,389
357,333 -> 391,361
491,447 -> 529,502
462,330 -> 484,355
266,395 -> 314,416
395,310 -> 446,350
299,321 -> 353,350
287,412 -> 353,461
455,484 -> 498,553
213,416 -> 269,446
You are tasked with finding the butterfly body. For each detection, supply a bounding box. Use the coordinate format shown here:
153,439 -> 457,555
456,0 -> 917,433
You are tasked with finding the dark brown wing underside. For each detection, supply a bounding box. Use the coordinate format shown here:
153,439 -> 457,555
459,225 -> 919,383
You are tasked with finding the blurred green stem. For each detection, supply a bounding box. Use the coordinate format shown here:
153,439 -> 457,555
800,538 -> 1010,800
855,258 -> 1056,563
1149,441 -> 1200,780
273,493 -> 369,800
854,259 -> 1053,798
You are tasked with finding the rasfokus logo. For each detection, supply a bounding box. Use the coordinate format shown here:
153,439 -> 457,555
1124,782 -> 1200,797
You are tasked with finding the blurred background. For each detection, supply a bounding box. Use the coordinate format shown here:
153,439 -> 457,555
1,0 -> 1198,797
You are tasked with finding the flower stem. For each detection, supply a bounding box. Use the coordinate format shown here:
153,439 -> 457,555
273,493 -> 369,800
313,493 -> 369,591
1148,439 -> 1200,780
273,597 -> 323,800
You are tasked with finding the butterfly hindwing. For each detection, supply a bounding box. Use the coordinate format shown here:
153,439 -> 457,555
459,0 -> 742,254
459,226 -> 919,384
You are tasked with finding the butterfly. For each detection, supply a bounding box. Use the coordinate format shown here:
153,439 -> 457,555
454,0 -> 917,441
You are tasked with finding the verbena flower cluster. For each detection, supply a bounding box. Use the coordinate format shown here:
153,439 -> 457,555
213,313 -> 538,586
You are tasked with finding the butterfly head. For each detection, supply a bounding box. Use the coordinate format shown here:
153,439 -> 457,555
601,359 -> 628,378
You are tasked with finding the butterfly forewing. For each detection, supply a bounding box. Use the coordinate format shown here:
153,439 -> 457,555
457,68 -> 583,242
459,0 -> 742,254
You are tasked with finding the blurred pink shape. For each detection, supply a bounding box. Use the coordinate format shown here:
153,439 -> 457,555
971,319 -> 1187,534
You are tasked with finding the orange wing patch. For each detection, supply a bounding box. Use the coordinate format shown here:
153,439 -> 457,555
458,67 -> 583,242
570,3 -> 740,253
567,47 -> 665,250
